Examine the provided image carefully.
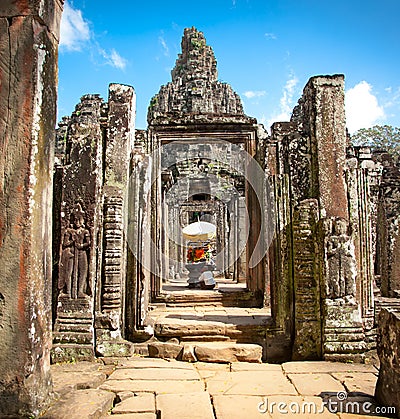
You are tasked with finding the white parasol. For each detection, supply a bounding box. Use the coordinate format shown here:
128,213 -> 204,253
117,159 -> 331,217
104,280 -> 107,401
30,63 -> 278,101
182,221 -> 216,242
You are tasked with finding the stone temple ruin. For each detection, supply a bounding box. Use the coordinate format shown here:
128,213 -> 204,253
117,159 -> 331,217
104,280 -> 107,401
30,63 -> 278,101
50,26 -> 400,364
0,3 -> 399,415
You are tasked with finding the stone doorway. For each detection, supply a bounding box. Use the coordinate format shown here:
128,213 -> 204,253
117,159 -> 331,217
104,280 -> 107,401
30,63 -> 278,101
153,139 -> 265,309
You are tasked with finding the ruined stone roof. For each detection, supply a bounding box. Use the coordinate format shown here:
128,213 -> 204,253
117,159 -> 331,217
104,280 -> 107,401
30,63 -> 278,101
147,27 -> 255,125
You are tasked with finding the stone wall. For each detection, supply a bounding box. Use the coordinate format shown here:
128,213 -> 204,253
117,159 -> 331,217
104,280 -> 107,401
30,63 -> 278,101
269,75 -> 369,361
52,84 -> 136,360
0,0 -> 63,415
374,153 -> 400,297
375,308 -> 400,415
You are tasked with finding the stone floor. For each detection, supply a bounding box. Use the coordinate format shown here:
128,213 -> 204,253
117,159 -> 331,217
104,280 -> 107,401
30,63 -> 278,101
41,357 -> 397,418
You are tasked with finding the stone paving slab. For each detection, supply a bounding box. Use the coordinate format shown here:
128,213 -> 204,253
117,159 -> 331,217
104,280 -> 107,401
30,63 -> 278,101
52,370 -> 108,396
230,362 -> 282,372
112,392 -> 156,414
263,395 -> 338,418
51,360 -> 104,373
206,371 -> 297,396
213,394 -> 270,418
111,414 -> 157,419
102,356 -> 195,369
108,366 -> 200,381
282,361 -> 377,374
100,378 -> 205,394
337,414 -> 391,419
41,358 -> 394,418
42,389 -> 114,419
330,372 -> 378,395
287,373 -> 346,396
194,362 -> 231,379
156,392 -> 214,419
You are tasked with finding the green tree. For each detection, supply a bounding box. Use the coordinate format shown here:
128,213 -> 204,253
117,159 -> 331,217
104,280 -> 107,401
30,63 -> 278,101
351,125 -> 400,157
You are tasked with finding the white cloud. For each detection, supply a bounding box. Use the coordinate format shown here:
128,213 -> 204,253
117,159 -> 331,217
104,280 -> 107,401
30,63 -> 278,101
60,1 -> 90,51
345,81 -> 385,133
159,35 -> 169,57
60,2 -> 128,70
265,32 -> 277,40
99,48 -> 127,70
243,90 -> 266,99
266,74 -> 298,129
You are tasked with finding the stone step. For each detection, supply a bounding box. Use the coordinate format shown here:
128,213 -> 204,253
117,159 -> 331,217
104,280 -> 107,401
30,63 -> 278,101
153,317 -> 270,341
180,334 -> 231,342
53,331 -> 93,344
147,340 -> 263,363
51,343 -> 95,363
54,323 -> 93,333
192,342 -> 263,363
155,290 -> 261,308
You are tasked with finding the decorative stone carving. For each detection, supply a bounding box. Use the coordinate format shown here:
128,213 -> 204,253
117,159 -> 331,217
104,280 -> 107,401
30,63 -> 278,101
325,218 -> 356,299
59,204 -> 91,299
52,93 -> 104,362
101,196 -> 123,311
291,199 -> 322,360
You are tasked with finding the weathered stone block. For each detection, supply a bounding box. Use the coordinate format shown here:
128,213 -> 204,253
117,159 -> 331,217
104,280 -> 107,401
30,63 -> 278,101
41,389 -> 115,419
96,339 -> 135,358
148,341 -> 183,359
194,342 -> 262,363
182,344 -> 198,362
51,344 -> 95,364
375,308 -> 400,415
113,393 -> 156,414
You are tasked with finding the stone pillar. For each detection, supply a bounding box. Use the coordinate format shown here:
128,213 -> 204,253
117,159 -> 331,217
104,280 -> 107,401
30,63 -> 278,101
346,147 -> 377,348
376,159 -> 400,297
292,199 -> 322,360
125,152 -> 152,340
375,308 -> 400,414
304,75 -> 348,219
95,83 -> 135,357
52,94 -> 104,362
0,0 -> 63,415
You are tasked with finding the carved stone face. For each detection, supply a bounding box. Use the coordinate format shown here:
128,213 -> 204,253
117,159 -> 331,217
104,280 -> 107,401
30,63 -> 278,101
74,216 -> 84,228
335,218 -> 347,235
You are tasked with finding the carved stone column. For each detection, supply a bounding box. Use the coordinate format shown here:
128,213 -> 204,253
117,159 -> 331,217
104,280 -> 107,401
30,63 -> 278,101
95,84 -> 136,356
0,1 -> 63,415
292,199 -> 322,360
52,94 -> 104,362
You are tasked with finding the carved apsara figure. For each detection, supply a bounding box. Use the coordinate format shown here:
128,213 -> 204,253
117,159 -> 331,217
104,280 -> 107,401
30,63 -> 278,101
58,224 -> 75,296
59,205 -> 91,299
326,218 -> 356,299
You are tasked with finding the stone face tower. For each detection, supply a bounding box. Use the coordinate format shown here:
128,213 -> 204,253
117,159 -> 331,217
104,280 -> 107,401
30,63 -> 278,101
148,27 -> 251,124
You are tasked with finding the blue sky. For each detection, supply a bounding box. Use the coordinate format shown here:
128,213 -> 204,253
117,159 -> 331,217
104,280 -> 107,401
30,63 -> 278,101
58,0 -> 400,133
